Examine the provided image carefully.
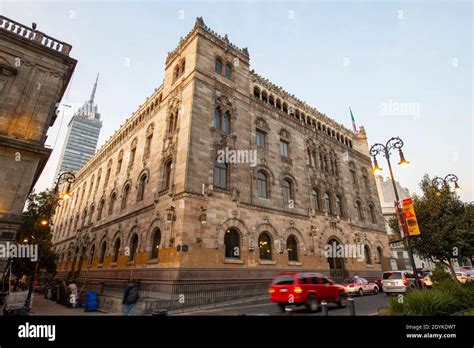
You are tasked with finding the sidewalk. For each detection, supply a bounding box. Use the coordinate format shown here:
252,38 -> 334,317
29,297 -> 107,316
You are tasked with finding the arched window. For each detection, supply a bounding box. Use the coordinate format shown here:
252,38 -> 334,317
282,179 -> 292,204
88,176 -> 95,198
280,140 -> 289,157
308,149 -> 316,168
95,169 -> 102,194
213,159 -> 227,189
89,244 -> 95,265
215,57 -> 222,73
129,138 -> 137,168
377,246 -> 383,262
257,171 -> 268,198
364,245 -> 372,264
99,241 -> 107,264
180,59 -> 185,76
356,200 -> 364,221
350,162 -> 357,185
164,160 -> 172,189
325,192 -> 333,214
97,199 -> 105,221
269,95 -> 275,106
261,91 -> 268,103
287,235 -> 298,262
323,154 -> 329,173
137,175 -> 147,202
104,160 -> 112,188
312,189 -> 320,211
258,232 -> 272,260
144,124 -> 154,156
173,64 -> 179,82
369,203 -> 376,223
108,192 -> 117,216
129,234 -> 139,262
112,238 -> 121,263
253,86 -> 261,99
214,107 -> 230,134
122,184 -> 130,209
168,111 -> 178,133
224,228 -> 240,259
336,195 -> 343,217
150,228 -> 161,259
116,151 -> 123,175
362,168 -> 369,190
225,63 -> 232,79
223,111 -> 230,134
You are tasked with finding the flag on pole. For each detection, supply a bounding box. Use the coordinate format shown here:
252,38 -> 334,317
349,107 -> 357,132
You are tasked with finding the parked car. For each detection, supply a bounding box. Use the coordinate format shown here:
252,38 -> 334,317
458,266 -> 473,271
382,270 -> 416,295
341,276 -> 379,296
455,271 -> 472,284
269,272 -> 347,312
420,273 -> 433,288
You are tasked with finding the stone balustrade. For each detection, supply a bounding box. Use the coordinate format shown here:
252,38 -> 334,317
0,15 -> 72,55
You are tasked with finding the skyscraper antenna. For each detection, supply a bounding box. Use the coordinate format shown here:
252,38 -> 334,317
89,73 -> 99,104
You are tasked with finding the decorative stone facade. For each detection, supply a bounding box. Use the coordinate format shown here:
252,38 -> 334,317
0,15 -> 76,271
51,18 -> 389,288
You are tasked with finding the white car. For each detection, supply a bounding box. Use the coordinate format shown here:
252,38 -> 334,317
341,276 -> 379,296
455,271 -> 471,284
382,270 -> 416,295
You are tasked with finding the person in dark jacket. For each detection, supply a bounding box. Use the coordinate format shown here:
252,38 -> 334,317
122,282 -> 139,315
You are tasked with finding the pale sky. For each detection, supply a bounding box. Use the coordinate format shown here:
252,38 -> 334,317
2,0 -> 472,201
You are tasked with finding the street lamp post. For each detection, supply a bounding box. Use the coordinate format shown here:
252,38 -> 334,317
432,174 -> 462,194
369,137 -> 422,288
24,171 -> 75,312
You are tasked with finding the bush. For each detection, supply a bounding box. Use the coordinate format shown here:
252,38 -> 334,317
387,281 -> 474,316
430,263 -> 454,285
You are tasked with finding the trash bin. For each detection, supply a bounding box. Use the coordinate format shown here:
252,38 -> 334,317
84,291 -> 98,312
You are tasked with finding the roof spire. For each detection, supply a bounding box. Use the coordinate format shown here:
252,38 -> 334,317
89,73 -> 99,104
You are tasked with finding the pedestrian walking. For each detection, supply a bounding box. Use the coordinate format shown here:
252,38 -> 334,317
122,282 -> 139,316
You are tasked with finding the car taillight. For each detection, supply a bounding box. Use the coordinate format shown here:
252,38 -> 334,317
269,288 -> 275,294
403,277 -> 409,286
294,287 -> 303,294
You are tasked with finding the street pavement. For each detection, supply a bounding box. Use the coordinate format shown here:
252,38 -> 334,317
27,292 -> 388,316
29,297 -> 107,316
177,293 -> 389,316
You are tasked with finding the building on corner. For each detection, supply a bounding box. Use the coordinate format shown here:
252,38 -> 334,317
51,17 -> 390,313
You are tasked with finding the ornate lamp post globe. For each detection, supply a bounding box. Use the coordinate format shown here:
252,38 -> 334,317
369,136 -> 421,289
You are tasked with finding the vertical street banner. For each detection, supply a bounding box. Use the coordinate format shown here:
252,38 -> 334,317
394,201 -> 405,238
401,198 -> 421,236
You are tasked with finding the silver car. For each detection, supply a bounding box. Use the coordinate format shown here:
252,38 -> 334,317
382,270 -> 416,295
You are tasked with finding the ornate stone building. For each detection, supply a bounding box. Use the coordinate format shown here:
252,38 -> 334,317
0,16 -> 76,270
51,18 -> 389,302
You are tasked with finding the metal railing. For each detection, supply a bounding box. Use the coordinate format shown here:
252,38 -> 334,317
141,279 -> 270,314
74,278 -> 271,314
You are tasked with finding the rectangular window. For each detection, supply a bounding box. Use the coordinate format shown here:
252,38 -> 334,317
213,163 -> 227,189
280,140 -> 289,157
256,130 -> 265,148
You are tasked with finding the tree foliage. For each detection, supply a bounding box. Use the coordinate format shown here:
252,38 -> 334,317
12,190 -> 58,277
405,175 -> 472,279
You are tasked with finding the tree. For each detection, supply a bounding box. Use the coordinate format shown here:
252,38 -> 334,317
11,190 -> 58,278
390,175 -> 470,282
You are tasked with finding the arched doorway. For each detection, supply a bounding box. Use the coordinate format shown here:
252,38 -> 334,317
326,238 -> 347,281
